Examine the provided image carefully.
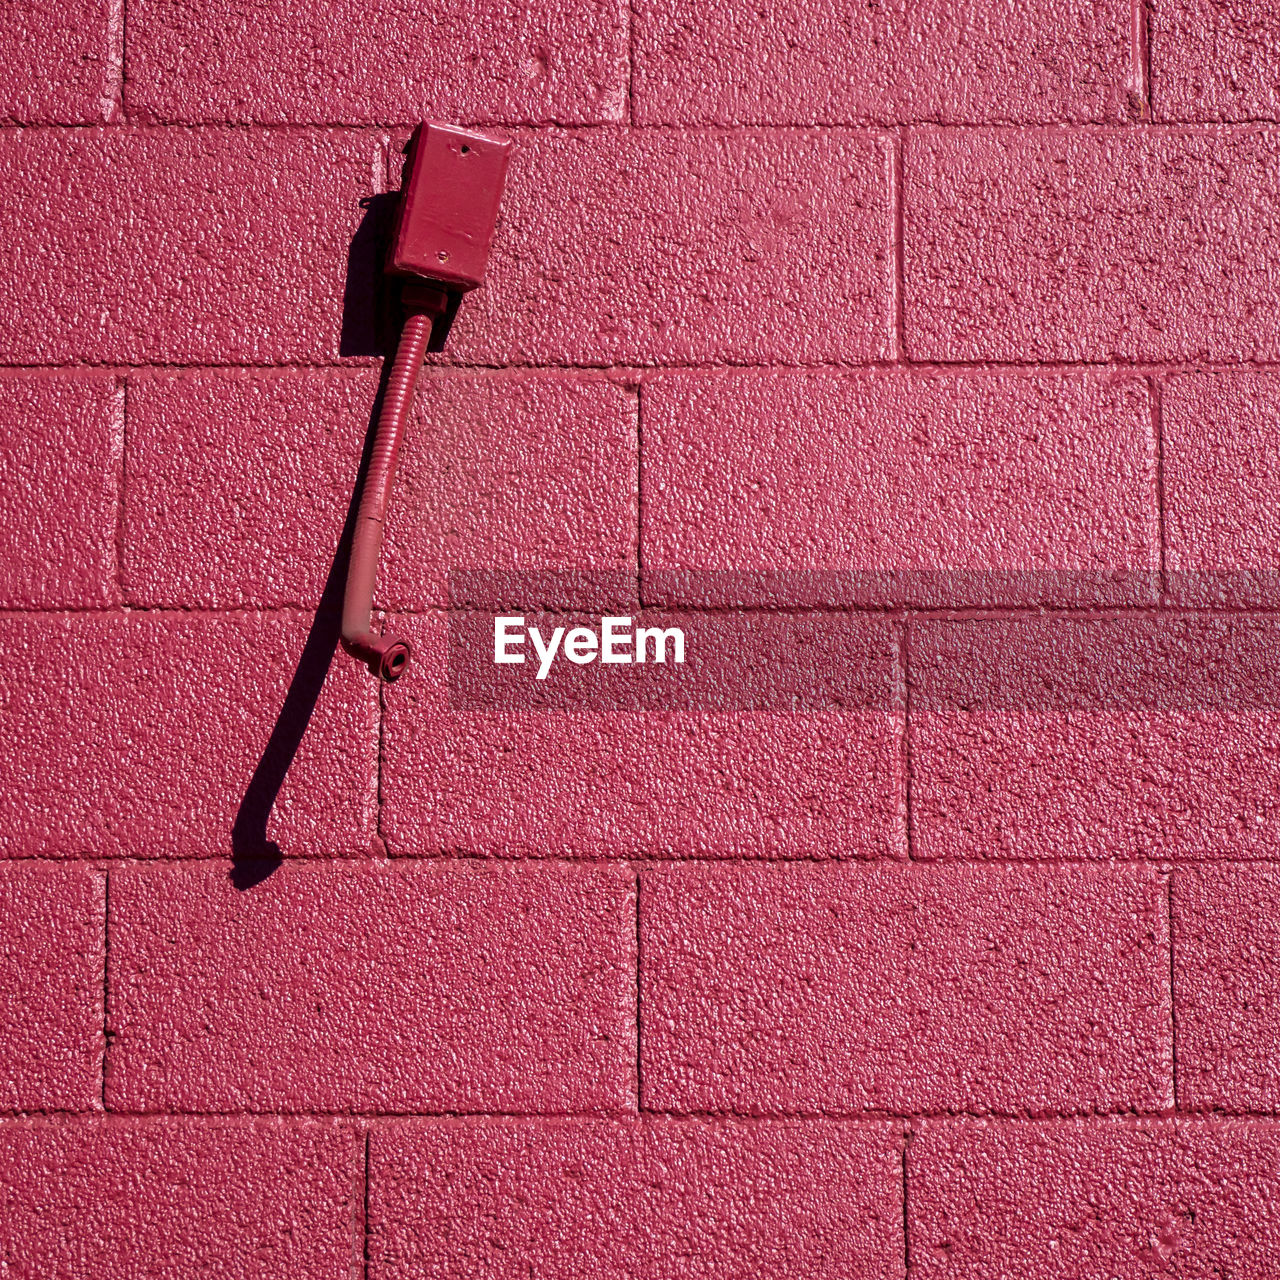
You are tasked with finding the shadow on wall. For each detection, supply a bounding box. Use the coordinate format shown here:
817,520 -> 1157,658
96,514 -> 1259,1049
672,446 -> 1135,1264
338,191 -> 399,359
230,190 -> 429,889
338,188 -> 464,359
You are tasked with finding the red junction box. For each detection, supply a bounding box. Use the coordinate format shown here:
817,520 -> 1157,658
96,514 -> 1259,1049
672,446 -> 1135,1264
387,122 -> 511,292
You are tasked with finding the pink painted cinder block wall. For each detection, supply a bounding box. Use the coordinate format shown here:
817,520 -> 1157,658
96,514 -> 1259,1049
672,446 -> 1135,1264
2,0 -> 1280,1274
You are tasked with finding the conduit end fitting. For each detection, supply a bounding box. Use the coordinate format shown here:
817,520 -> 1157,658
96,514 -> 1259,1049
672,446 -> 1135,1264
343,633 -> 412,683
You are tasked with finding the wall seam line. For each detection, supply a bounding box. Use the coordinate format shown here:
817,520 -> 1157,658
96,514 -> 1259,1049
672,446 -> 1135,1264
4,1105 -> 1277,1122
100,869 -> 110,1111
635,381 -> 645,608
901,619 -> 915,861
16,850 -> 1280,871
13,117 -> 1280,133
626,0 -> 637,125
1168,870 -> 1179,1111
13,601 -> 1280,620
120,0 -> 129,120
901,1128 -> 913,1279
113,377 -> 128,605
1139,0 -> 1154,120
1150,373 -> 1168,598
375,666 -> 387,853
635,868 -> 645,1112
9,358 -> 1280,375
891,129 -> 906,363
362,1127 -> 372,1280
102,0 -> 125,122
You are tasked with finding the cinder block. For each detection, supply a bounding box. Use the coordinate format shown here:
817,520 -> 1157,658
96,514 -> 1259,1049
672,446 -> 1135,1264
0,371 -> 121,608
125,0 -> 627,125
1163,371 -> 1280,606
0,612 -> 377,858
1173,863 -> 1280,1112
633,0 -> 1134,125
910,614 -> 1280,860
0,128 -> 381,364
382,371 -> 638,609
0,0 -> 116,124
641,369 -> 1157,607
905,128 -> 1280,362
641,861 -> 1171,1115
0,1117 -> 361,1276
125,368 -> 635,609
909,1118 -> 1280,1276
107,861 -> 636,1113
1152,1 -> 1280,122
0,865 -> 103,1111
370,1117 -> 904,1278
380,610 -> 906,859
124,368 -> 367,609
433,127 -> 893,366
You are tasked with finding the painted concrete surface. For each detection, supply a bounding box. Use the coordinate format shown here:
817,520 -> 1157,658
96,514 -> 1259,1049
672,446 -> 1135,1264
2,1 -> 1280,1274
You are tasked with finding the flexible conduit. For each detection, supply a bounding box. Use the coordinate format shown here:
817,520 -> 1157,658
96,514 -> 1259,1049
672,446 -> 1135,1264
341,294 -> 445,681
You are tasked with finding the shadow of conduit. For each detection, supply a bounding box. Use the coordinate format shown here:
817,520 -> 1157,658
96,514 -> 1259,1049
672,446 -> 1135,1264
228,383 -> 380,889
230,189 -> 451,890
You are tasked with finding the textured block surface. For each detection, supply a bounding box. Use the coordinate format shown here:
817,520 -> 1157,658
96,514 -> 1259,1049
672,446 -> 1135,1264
633,0 -> 1134,125
0,371 -> 121,608
642,370 -> 1157,606
905,128 -> 1280,362
1173,864 -> 1280,1112
1152,1 -> 1280,122
125,0 -> 627,125
0,1118 -> 360,1276
0,128 -> 380,364
7,0 -> 1280,1261
641,862 -> 1171,1115
436,128 -> 892,365
124,369 -> 365,608
909,1119 -> 1280,1277
382,372 -> 638,608
0,0 -> 116,123
381,611 -> 905,859
370,1118 -> 904,1278
0,865 -> 103,1111
0,612 -> 377,858
125,369 -> 635,609
910,614 -> 1280,860
107,861 -> 636,1112
1164,371 -> 1280,606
